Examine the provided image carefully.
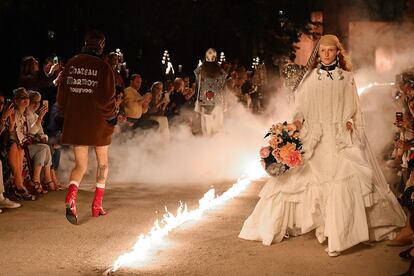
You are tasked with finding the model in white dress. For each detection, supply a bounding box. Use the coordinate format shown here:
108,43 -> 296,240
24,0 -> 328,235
239,35 -> 406,255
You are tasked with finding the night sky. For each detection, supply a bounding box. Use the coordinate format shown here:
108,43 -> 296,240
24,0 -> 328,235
0,0 -> 407,93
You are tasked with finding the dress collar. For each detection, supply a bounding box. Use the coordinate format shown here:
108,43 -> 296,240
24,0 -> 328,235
320,61 -> 337,71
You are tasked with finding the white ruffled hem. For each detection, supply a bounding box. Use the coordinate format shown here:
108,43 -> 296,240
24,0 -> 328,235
239,171 -> 405,252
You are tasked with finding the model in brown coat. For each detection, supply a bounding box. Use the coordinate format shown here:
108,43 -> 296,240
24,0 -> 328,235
57,30 -> 116,225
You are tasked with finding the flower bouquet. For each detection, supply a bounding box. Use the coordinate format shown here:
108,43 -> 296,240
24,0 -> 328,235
259,121 -> 303,177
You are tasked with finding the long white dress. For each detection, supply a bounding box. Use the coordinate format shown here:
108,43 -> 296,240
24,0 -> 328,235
239,67 -> 406,253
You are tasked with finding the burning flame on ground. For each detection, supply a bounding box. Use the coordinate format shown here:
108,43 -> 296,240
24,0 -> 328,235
107,160 -> 265,274
357,82 -> 395,95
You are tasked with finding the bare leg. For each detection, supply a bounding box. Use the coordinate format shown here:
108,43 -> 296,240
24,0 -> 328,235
50,169 -> 60,189
94,146 -> 109,184
8,143 -> 24,190
32,165 -> 42,182
43,166 -> 52,182
42,166 -> 55,190
69,146 -> 89,184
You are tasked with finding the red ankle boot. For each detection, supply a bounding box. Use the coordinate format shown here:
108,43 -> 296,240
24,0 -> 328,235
65,184 -> 78,225
92,187 -> 107,217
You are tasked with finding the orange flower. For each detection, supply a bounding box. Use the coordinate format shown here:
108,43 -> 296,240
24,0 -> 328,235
269,136 -> 278,149
279,143 -> 297,163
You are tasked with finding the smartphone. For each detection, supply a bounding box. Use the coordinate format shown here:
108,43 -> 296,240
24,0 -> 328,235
5,99 -> 13,108
396,112 -> 403,121
42,100 -> 49,110
53,56 -> 59,64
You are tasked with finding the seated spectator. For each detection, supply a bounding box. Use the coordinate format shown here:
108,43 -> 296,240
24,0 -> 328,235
147,81 -> 168,116
163,80 -> 174,104
123,74 -> 158,130
0,94 -> 13,195
165,78 -> 188,118
8,88 -> 35,199
44,99 -> 63,188
0,96 -> 21,212
146,82 -> 169,137
27,91 -> 56,191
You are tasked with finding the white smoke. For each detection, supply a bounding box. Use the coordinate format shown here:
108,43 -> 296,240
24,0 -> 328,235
58,91 -> 292,186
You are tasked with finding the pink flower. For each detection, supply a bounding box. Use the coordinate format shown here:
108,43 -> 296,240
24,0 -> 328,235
268,137 -> 278,149
259,146 -> 271,158
286,150 -> 302,168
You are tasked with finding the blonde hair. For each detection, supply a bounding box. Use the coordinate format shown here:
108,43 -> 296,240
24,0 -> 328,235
28,90 -> 41,102
310,41 -> 352,72
150,81 -> 163,93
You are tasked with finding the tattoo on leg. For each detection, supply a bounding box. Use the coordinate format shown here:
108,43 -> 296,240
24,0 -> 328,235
97,164 -> 107,182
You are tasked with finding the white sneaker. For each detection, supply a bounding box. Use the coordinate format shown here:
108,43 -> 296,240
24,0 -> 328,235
0,198 -> 21,209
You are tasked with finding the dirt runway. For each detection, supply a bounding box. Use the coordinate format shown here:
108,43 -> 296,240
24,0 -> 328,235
0,180 -> 408,275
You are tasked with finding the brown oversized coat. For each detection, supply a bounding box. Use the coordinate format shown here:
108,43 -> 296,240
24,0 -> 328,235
57,53 -> 116,146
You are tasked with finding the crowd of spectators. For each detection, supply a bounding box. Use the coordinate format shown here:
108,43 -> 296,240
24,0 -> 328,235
382,67 -> 414,269
1,32 -> 414,273
0,54 -> 65,213
0,44 -> 273,214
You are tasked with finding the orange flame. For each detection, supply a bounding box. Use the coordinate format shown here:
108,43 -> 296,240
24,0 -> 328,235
110,160 -> 265,272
